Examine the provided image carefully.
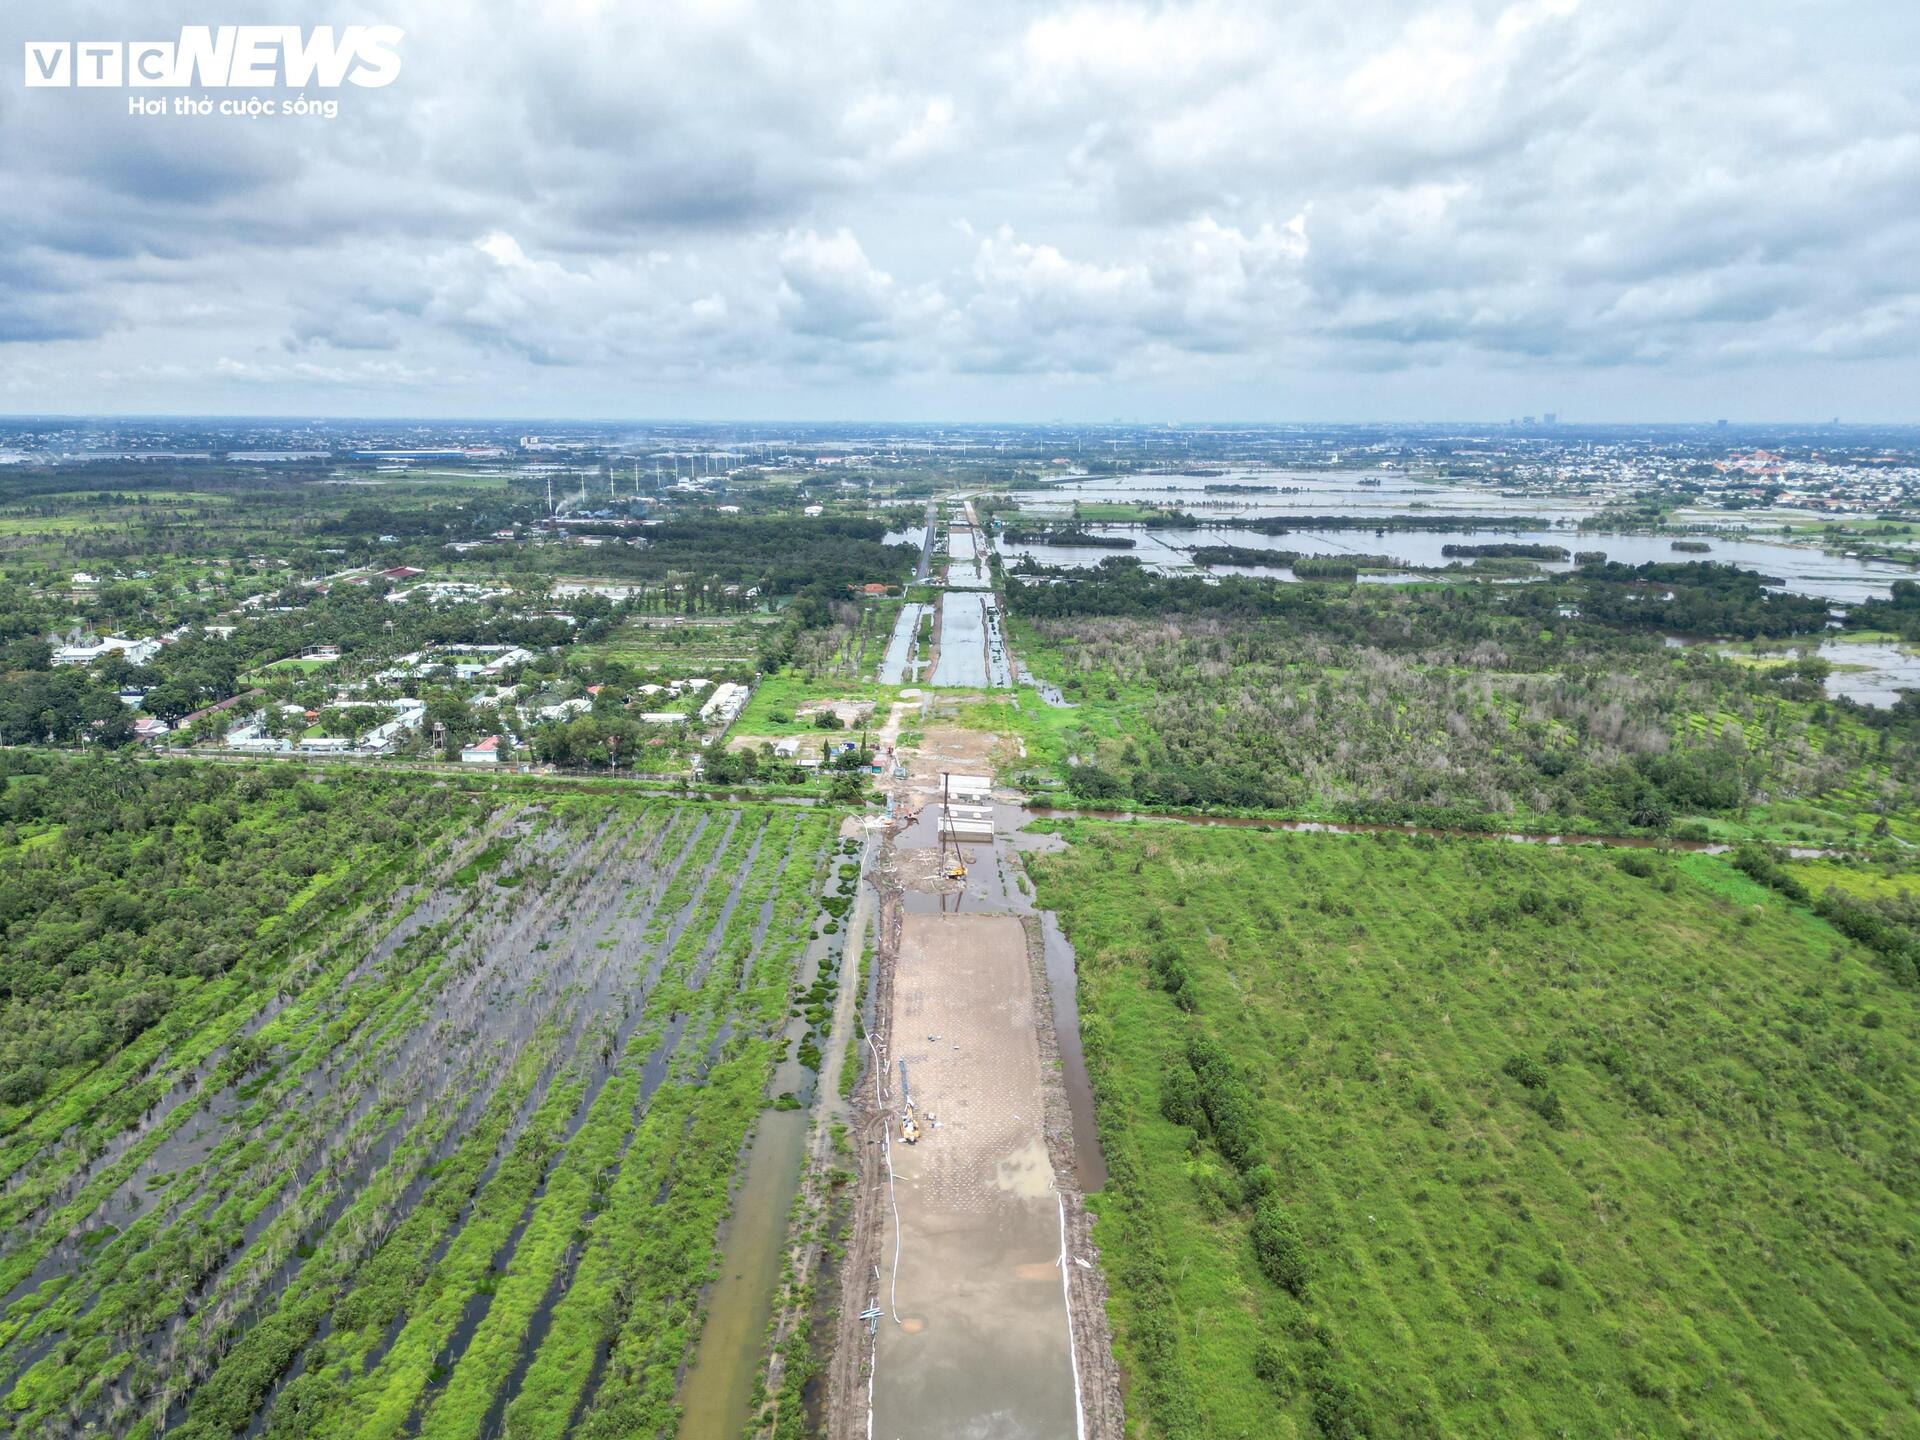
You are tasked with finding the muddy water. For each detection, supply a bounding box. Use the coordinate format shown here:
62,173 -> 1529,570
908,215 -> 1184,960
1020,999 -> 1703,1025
39,811 -> 702,1434
1038,913 -> 1107,1193
676,1108 -> 809,1440
677,848 -> 844,1438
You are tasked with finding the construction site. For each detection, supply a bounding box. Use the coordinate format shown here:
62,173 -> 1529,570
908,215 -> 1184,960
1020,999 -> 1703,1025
826,711 -> 1124,1440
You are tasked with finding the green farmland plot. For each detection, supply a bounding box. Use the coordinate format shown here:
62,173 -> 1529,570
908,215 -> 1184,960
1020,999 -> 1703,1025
1028,823 -> 1920,1440
0,759 -> 839,1438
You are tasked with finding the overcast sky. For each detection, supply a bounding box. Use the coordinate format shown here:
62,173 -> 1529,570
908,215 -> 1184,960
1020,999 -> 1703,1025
2,0 -> 1917,422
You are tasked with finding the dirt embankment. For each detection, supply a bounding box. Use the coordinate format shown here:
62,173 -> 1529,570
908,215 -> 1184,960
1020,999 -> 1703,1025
823,862 -> 903,1440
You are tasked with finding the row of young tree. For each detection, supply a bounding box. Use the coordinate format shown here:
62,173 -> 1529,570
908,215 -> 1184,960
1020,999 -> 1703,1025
0,756 -> 473,1106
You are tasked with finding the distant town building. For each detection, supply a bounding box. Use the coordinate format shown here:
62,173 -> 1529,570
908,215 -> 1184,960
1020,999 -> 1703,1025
461,736 -> 502,764
51,636 -> 162,667
700,682 -> 750,729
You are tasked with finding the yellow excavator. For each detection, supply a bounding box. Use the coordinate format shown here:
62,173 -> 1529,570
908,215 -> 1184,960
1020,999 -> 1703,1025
898,1060 -> 921,1145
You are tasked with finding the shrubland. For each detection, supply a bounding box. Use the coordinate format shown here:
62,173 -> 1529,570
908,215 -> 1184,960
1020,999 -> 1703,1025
1029,822 -> 1920,1439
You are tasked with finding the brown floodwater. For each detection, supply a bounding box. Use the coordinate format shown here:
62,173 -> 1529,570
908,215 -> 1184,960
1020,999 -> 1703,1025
1038,911 -> 1107,1193
677,842 -> 860,1439
675,1107 -> 810,1440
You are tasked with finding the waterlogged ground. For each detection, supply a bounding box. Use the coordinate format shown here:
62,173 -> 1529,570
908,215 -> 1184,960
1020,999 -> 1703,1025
997,523 -> 1919,606
0,792 -> 837,1440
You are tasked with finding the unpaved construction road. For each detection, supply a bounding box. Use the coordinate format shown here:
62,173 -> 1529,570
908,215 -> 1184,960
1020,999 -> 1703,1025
829,707 -> 1122,1440
873,911 -> 1078,1438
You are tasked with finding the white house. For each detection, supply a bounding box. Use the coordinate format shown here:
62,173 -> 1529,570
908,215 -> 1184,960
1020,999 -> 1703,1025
699,682 -> 749,728
51,636 -> 162,667
533,696 -> 592,723
360,699 -> 427,753
461,736 -> 502,764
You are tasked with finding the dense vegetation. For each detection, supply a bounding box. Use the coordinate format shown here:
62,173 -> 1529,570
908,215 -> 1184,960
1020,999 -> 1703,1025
1002,525 -> 1136,548
1187,545 -> 1399,575
1005,564 -> 1911,841
1031,823 -> 1920,1439
0,464 -> 923,799
1438,543 -> 1569,560
542,516 -> 913,597
0,755 -> 475,1106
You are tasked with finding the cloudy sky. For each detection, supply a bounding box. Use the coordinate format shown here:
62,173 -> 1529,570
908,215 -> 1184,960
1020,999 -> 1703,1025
3,0 -> 1917,421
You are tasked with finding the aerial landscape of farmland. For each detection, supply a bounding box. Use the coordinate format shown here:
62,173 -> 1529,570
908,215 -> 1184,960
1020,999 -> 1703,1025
0,760 -> 843,1438
7,1 -> 1920,1430
9,418 -> 1920,1439
1028,823 -> 1920,1438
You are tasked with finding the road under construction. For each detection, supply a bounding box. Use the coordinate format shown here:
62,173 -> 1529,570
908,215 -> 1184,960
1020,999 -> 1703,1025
825,677 -> 1123,1439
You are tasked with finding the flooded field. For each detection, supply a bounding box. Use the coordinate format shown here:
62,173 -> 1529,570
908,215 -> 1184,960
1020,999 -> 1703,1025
998,522 -> 1918,605
998,465 -> 1920,606
0,795 -> 837,1440
945,521 -> 990,590
679,827 -> 864,1440
877,600 -> 928,684
1823,640 -> 1920,706
1714,636 -> 1920,708
677,1109 -> 809,1439
1011,465 -> 1594,520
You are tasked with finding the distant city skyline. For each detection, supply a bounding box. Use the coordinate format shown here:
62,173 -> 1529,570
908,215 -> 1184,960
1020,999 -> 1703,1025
4,0 -> 1918,421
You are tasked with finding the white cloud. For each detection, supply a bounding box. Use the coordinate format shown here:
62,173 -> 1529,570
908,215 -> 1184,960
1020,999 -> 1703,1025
0,0 -> 1915,416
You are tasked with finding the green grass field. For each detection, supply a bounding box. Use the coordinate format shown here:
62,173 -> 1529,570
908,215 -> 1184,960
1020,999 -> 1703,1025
571,615 -> 772,672
1028,823 -> 1920,1439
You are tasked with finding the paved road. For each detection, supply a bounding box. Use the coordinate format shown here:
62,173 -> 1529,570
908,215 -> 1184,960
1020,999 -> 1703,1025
914,500 -> 937,582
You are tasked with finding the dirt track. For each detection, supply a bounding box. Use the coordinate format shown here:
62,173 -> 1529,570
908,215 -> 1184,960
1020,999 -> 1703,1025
871,910 -> 1077,1439
825,708 -> 1123,1440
